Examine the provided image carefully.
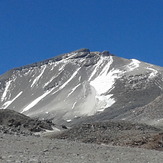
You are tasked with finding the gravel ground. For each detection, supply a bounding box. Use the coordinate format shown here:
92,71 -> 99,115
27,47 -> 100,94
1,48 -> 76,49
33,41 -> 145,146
0,133 -> 163,163
52,121 -> 163,150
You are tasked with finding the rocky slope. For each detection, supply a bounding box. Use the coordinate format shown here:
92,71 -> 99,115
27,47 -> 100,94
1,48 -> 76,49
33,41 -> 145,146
0,49 -> 163,126
52,121 -> 163,151
1,109 -> 163,151
0,109 -> 55,135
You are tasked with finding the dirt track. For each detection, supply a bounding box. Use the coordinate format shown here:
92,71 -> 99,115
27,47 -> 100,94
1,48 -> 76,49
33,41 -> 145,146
0,133 -> 163,163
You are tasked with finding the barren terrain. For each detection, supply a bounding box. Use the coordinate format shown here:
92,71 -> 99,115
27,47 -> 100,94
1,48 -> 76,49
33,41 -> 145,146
1,132 -> 163,163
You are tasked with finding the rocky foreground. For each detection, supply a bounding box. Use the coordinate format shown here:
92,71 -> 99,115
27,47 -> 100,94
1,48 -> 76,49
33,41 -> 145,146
0,109 -> 55,135
53,121 -> 163,151
1,132 -> 163,163
1,109 -> 163,162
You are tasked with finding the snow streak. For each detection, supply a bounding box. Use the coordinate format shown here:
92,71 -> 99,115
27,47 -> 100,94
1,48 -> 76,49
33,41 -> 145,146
67,83 -> 80,97
2,91 -> 23,109
59,68 -> 80,90
21,88 -> 54,113
1,80 -> 12,102
88,56 -> 105,81
31,65 -> 46,87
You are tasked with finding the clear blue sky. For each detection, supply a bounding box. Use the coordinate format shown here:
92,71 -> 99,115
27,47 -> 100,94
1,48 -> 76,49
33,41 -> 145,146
0,0 -> 163,75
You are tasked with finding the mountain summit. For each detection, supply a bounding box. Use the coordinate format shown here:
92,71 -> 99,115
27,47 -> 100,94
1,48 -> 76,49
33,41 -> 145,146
0,49 -> 163,126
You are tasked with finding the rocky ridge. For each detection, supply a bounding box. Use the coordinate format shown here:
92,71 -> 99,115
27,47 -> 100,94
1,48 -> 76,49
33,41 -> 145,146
0,109 -> 55,135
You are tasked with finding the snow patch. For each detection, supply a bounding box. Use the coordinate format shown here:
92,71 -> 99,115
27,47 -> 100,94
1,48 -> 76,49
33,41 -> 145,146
127,59 -> 140,71
72,102 -> 77,110
52,68 -> 80,95
44,76 -> 56,88
44,70 -> 65,88
66,119 -> 72,122
1,80 -> 12,102
31,65 -> 46,87
24,70 -> 31,76
67,84 -> 80,97
89,57 -> 122,112
96,94 -> 115,112
2,91 -> 23,109
147,67 -> 158,79
88,56 -> 106,81
90,68 -> 122,95
58,64 -> 65,71
21,88 -> 54,113
34,126 -> 61,136
59,68 -> 80,90
50,62 -> 58,71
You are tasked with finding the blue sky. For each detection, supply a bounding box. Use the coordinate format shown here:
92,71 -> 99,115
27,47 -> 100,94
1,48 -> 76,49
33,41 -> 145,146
0,0 -> 163,74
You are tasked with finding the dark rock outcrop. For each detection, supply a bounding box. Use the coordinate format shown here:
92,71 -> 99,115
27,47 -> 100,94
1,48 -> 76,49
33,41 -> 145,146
0,109 -> 54,135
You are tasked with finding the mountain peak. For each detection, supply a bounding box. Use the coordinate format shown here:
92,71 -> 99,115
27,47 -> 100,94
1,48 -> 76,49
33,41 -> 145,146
0,49 -> 163,127
69,49 -> 114,59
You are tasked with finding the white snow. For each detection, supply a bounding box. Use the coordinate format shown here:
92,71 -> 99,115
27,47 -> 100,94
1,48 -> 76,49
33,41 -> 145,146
88,56 -> 106,81
127,59 -> 140,71
96,94 -> 115,111
58,64 -> 65,71
78,76 -> 81,81
67,84 -> 80,97
66,119 -> 72,122
49,62 -> 59,71
31,65 -> 46,87
2,91 -> 23,109
72,102 -> 77,110
97,108 -> 105,112
48,61 -> 54,66
90,57 -> 116,95
24,70 -> 31,76
34,126 -> 61,136
147,67 -> 158,79
90,68 -> 122,95
59,68 -> 80,90
1,80 -> 12,102
21,88 -> 54,113
44,70 -> 63,88
52,68 -> 80,95
44,75 -> 57,88
89,56 -> 122,112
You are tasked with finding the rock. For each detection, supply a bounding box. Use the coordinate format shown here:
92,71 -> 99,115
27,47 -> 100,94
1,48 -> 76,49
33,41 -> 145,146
101,51 -> 112,56
73,48 -> 90,53
70,48 -> 90,59
43,149 -> 49,152
62,125 -> 68,129
0,109 -> 55,136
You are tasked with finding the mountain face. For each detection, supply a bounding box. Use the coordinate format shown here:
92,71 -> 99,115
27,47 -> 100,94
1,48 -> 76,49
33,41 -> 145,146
0,49 -> 163,126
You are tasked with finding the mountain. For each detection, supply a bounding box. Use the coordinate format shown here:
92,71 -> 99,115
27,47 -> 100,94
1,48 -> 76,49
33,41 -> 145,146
0,48 -> 163,127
